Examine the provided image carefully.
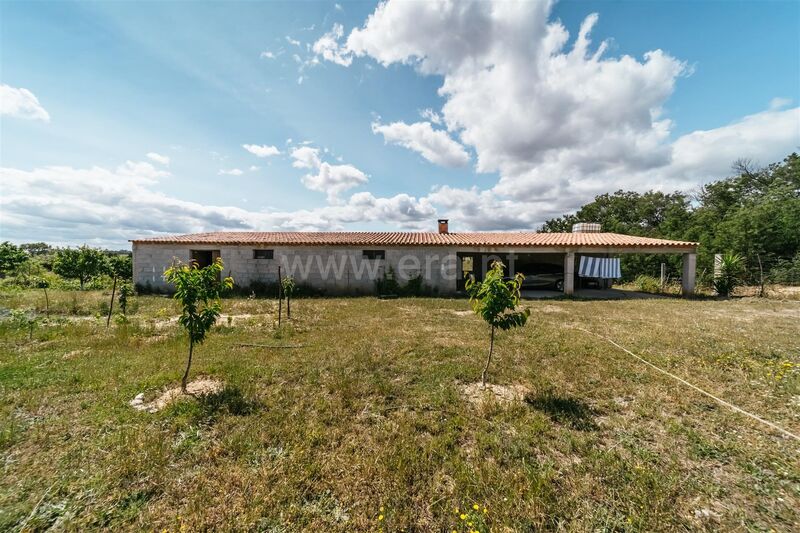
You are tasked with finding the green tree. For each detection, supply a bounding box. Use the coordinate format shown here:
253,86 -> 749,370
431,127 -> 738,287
164,258 -> 233,393
118,283 -> 134,316
19,242 -> 52,256
105,254 -> 132,327
465,261 -> 530,386
53,246 -> 108,289
32,276 -> 50,316
0,242 -> 28,276
281,276 -> 297,318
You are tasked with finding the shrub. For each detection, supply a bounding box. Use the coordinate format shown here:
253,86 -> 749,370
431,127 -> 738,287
634,275 -> 662,294
376,267 -> 401,296
770,253 -> 800,285
713,253 -> 744,297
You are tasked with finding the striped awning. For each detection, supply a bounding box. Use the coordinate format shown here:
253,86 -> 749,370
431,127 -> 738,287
579,256 -> 622,279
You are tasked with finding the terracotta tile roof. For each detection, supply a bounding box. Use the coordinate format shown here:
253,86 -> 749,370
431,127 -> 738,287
131,231 -> 698,248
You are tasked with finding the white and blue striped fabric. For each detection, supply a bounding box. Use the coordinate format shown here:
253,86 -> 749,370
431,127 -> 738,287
578,256 -> 621,279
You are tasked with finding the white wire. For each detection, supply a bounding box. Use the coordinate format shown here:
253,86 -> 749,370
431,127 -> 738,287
572,326 -> 800,442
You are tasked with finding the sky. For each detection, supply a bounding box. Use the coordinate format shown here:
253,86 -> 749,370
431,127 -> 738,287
1,0 -> 799,249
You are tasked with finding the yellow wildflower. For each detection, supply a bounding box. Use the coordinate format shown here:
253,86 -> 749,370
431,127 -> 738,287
460,514 -> 467,520
378,514 -> 384,521
473,504 -> 479,510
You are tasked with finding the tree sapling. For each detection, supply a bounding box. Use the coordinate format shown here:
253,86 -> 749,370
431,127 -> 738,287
164,258 -> 233,393
465,261 -> 530,387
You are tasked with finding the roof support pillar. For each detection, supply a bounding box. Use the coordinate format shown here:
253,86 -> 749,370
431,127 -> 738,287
682,252 -> 696,297
564,251 -> 575,295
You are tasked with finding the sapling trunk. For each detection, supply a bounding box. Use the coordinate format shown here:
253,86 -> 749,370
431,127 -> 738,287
287,294 -> 291,319
481,325 -> 495,387
43,287 -> 49,316
182,339 -> 194,394
106,276 -> 117,328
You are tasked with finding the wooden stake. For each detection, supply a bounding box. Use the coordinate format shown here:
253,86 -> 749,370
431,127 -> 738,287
106,276 -> 117,328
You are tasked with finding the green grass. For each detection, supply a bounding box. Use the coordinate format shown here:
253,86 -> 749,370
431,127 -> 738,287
1,290 -> 798,531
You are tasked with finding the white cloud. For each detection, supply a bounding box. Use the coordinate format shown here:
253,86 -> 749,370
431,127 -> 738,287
0,160 -> 431,245
313,0 -> 800,229
219,168 -> 244,176
665,107 -> 800,184
0,84 -> 50,122
420,108 -> 442,125
301,162 -> 368,202
249,165 -> 260,172
242,144 -> 280,157
334,3 -> 343,11
769,97 -> 792,110
146,152 -> 170,166
260,51 -> 276,59
290,146 -> 322,169
290,146 -> 368,201
371,120 -> 470,167
286,36 -> 301,47
312,24 -> 353,66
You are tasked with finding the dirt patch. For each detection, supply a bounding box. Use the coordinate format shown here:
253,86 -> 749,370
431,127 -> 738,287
449,310 -> 473,317
461,382 -> 529,406
130,378 -> 224,413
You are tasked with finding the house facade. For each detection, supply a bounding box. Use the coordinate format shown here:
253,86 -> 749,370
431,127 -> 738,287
131,220 -> 699,296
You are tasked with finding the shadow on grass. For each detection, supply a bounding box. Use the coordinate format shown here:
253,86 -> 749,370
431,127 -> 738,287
525,391 -> 598,431
163,385 -> 261,425
196,385 -> 259,417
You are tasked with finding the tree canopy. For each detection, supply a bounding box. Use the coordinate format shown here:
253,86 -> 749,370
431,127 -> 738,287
52,246 -> 108,289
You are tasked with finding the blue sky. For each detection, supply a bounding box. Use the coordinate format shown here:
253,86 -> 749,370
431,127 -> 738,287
1,0 -> 798,248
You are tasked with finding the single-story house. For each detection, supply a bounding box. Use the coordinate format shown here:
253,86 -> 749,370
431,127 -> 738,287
130,220 -> 698,296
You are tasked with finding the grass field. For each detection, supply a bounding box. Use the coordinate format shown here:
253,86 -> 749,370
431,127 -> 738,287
1,290 -> 798,531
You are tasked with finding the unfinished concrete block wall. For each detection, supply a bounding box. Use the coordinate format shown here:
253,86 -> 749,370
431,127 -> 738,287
132,244 -> 461,294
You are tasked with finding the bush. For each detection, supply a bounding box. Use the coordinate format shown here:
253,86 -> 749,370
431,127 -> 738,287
770,253 -> 800,285
713,253 -> 744,297
634,275 -> 661,294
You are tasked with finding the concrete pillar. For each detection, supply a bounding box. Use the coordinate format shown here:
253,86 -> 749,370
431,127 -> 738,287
682,253 -> 696,297
564,251 -> 575,295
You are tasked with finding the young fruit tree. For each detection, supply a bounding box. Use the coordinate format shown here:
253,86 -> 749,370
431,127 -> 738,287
118,282 -> 134,316
106,254 -> 132,328
281,276 -> 296,319
164,258 -> 233,393
33,276 -> 50,316
465,261 -> 530,387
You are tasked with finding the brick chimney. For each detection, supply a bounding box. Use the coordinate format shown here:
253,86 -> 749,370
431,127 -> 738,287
438,219 -> 449,234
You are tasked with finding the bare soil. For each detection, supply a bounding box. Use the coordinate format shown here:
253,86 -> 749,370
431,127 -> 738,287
129,377 -> 224,413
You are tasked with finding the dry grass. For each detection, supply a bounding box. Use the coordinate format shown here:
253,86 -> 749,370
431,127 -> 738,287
1,290 -> 798,531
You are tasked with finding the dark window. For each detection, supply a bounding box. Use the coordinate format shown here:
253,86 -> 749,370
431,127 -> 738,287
191,250 -> 214,268
363,250 -> 385,260
253,249 -> 274,260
